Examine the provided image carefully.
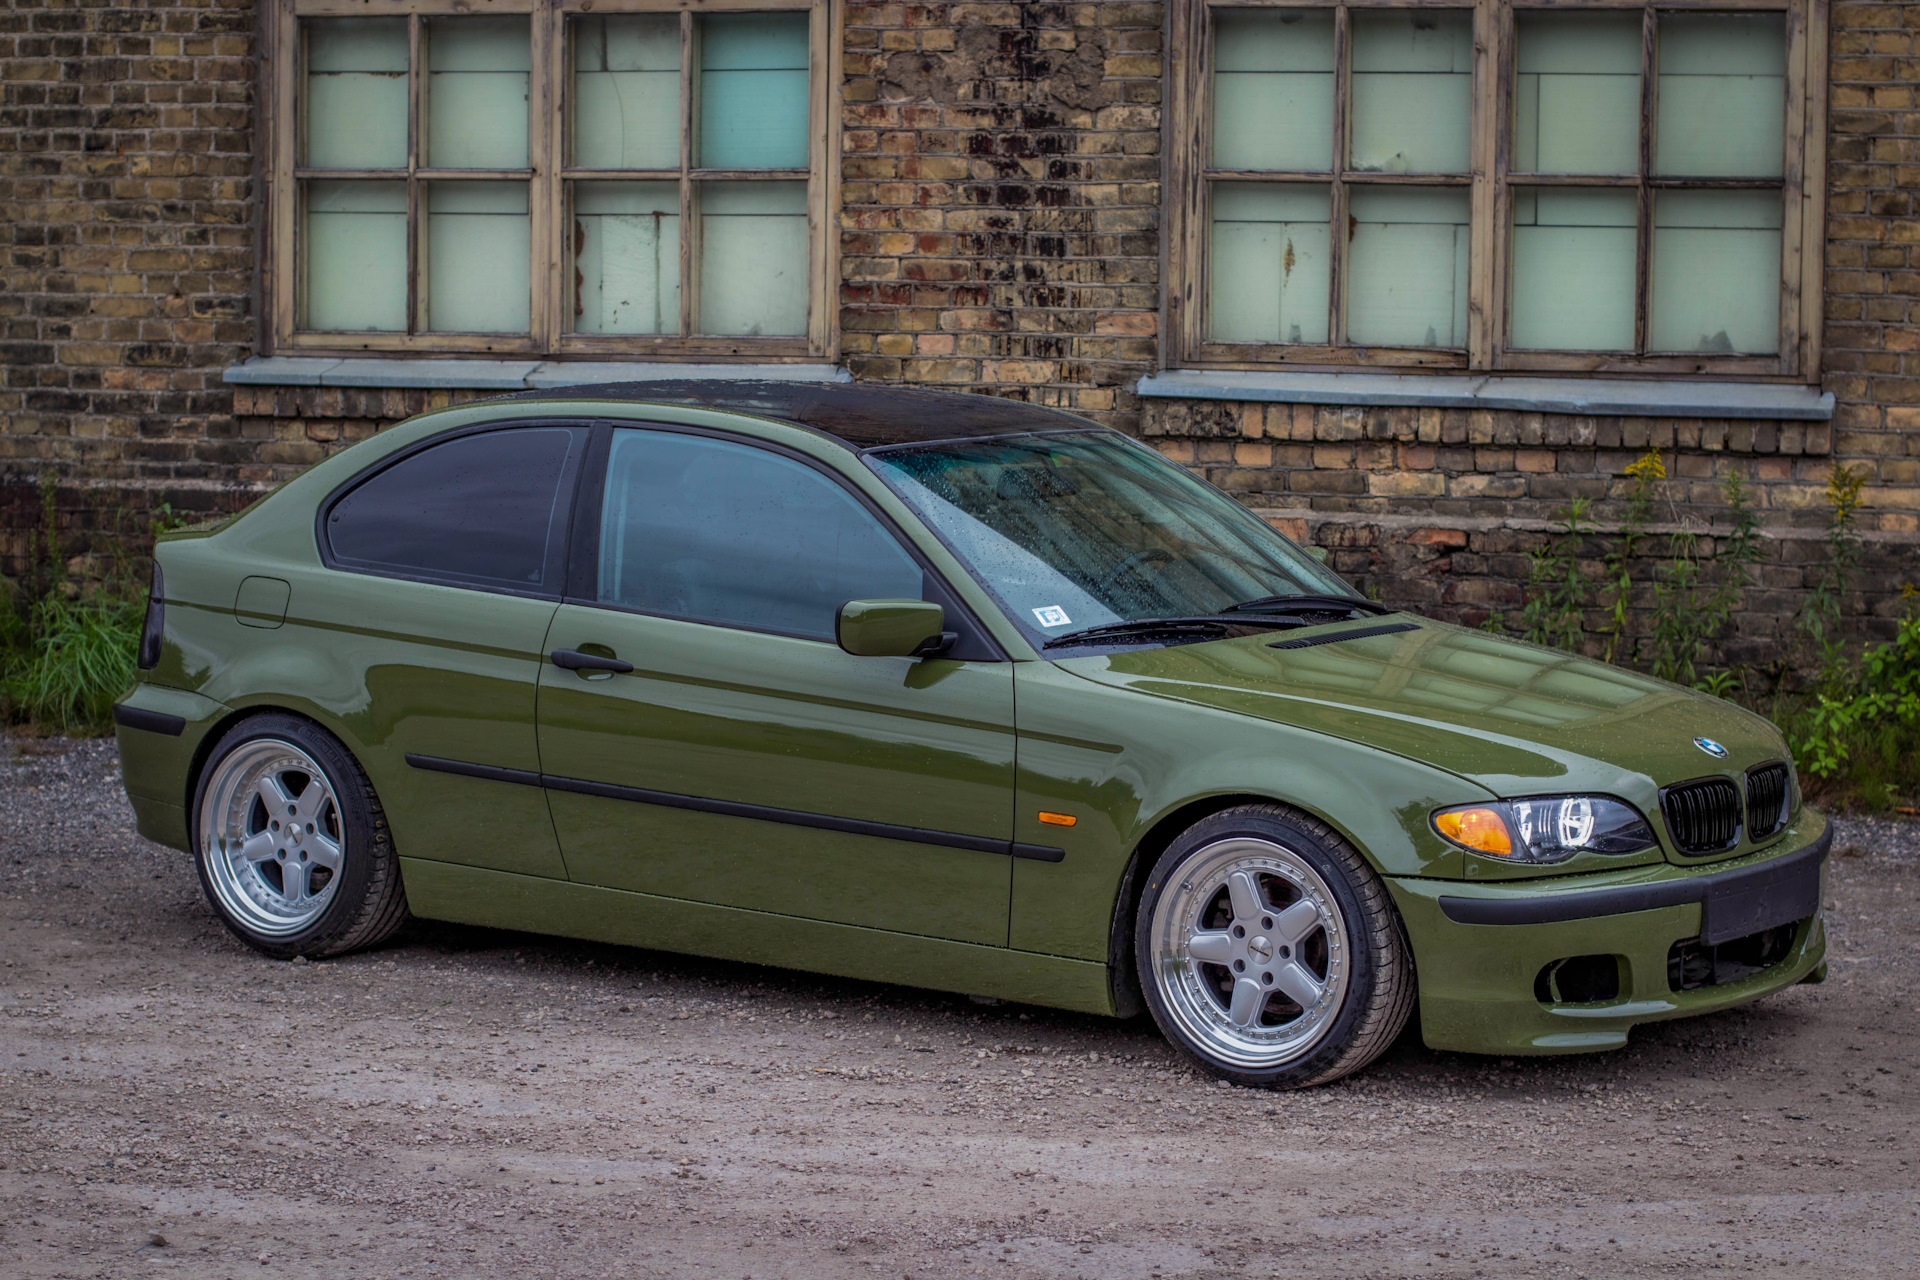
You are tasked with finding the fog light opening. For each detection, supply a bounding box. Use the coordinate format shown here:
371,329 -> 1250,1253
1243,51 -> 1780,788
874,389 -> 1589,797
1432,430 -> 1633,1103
1534,954 -> 1622,1006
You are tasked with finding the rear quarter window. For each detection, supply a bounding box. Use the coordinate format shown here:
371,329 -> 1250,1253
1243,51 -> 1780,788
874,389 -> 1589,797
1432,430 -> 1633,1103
325,426 -> 582,594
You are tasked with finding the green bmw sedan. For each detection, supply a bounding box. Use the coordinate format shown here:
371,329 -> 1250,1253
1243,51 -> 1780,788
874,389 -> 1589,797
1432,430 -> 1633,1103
113,382 -> 1828,1088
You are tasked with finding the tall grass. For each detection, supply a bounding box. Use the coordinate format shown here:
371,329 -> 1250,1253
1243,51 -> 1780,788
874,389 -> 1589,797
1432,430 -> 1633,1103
0,589 -> 143,734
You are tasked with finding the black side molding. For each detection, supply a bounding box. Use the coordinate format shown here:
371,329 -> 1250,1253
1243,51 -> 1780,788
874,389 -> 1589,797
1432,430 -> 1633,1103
1270,622 -> 1420,650
111,704 -> 186,737
405,753 -> 1066,863
1438,825 -> 1831,943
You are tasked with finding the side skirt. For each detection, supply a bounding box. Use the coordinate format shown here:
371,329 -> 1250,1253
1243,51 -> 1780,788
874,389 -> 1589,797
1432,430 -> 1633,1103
399,858 -> 1117,1017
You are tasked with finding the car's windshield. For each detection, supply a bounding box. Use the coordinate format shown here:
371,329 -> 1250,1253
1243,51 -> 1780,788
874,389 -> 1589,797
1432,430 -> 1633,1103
864,430 -> 1353,646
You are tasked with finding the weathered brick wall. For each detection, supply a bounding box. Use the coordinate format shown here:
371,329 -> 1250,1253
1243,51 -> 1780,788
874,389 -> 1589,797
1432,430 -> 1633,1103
837,0 -> 1163,429
0,0 -> 1914,664
0,0 -> 259,573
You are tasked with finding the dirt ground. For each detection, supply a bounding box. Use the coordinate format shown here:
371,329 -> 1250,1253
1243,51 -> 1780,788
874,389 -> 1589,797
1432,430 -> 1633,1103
2,735 -> 1916,1280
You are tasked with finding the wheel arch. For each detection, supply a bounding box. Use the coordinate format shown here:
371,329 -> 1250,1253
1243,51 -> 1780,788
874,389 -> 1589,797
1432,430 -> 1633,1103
182,703 -> 366,828
1106,789 -> 1376,1021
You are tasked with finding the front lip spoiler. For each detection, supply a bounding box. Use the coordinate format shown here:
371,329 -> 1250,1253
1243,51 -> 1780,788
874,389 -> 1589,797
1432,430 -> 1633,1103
1438,824 -> 1830,945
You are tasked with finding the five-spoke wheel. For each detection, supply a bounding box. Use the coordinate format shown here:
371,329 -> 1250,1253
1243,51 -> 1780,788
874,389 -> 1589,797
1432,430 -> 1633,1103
192,714 -> 409,960
1135,805 -> 1413,1088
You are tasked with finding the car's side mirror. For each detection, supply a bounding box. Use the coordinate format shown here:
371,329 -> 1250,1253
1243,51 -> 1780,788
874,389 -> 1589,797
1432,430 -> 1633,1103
836,599 -> 952,658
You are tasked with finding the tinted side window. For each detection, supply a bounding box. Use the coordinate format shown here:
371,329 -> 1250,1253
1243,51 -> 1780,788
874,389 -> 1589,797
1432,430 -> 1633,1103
327,427 -> 580,592
598,430 -> 923,639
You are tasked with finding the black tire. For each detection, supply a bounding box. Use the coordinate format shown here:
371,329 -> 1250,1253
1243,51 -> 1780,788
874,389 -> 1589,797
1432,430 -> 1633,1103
1133,803 -> 1414,1089
190,713 -> 410,960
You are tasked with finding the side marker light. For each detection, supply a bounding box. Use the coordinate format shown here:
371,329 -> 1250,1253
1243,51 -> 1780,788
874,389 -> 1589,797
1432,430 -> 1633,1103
1037,812 -> 1077,827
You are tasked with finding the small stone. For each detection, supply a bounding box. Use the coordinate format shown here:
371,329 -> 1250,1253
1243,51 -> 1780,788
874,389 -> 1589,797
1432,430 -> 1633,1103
290,955 -> 308,965
148,1232 -> 168,1248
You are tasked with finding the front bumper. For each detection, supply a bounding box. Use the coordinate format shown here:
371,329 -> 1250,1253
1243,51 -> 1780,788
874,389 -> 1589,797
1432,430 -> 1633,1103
1388,809 -> 1829,1055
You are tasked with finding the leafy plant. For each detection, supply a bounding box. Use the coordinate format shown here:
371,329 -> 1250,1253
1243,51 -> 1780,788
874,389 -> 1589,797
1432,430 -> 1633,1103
1602,448 -> 1664,664
1646,470 -> 1765,690
1519,497 -> 1592,652
1782,604 -> 1920,810
1795,463 -> 1869,680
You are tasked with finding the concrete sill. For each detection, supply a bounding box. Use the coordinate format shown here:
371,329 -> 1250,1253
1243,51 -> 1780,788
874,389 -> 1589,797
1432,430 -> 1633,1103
1136,370 -> 1834,421
224,356 -> 851,391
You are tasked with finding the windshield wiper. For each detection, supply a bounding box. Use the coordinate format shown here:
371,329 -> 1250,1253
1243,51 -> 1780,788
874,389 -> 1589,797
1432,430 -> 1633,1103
1218,592 -> 1392,618
1041,614 -> 1302,649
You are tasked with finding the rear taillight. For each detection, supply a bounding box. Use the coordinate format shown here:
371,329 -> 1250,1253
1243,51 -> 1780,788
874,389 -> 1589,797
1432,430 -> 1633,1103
137,562 -> 164,670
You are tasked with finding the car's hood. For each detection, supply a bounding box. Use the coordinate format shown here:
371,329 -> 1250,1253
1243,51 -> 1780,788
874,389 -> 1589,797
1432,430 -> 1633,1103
1054,617 -> 1789,807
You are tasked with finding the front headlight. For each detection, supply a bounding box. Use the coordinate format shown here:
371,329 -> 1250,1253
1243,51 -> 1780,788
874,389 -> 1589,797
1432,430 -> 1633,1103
1432,796 -> 1656,864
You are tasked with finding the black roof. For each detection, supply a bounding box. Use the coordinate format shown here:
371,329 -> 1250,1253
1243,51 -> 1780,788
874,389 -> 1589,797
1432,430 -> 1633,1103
506,379 -> 1104,449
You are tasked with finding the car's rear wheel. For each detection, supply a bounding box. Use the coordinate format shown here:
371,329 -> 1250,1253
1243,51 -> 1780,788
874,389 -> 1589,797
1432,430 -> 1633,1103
192,714 -> 408,960
1135,804 -> 1414,1088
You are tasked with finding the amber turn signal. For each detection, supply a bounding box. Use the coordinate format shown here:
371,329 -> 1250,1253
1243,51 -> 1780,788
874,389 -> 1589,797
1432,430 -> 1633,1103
1432,806 -> 1513,857
1037,811 -> 1077,827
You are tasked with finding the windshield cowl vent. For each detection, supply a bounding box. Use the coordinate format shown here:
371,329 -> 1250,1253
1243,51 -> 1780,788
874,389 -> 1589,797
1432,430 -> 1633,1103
1661,778 -> 1742,855
1269,621 -> 1419,650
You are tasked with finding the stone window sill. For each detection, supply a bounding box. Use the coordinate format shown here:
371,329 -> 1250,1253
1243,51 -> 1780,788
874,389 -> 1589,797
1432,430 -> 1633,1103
223,356 -> 850,391
1136,370 -> 1834,421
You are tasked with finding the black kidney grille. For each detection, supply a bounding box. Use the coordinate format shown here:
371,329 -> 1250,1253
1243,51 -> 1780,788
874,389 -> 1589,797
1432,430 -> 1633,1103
1745,763 -> 1790,840
1662,778 -> 1742,854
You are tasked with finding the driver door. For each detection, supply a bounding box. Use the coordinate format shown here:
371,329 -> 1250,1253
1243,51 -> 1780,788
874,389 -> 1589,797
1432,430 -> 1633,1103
535,425 -> 1018,947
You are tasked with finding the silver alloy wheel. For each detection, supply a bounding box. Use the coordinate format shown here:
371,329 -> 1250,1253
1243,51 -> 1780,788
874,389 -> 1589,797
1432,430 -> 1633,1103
199,738 -> 345,938
1149,836 -> 1351,1070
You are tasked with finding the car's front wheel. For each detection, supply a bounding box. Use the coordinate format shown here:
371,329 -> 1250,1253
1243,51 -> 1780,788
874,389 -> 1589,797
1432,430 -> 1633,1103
1135,804 -> 1414,1088
191,714 -> 409,960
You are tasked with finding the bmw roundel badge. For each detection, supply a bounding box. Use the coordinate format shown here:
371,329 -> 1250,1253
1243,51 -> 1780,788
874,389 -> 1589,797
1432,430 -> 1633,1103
1693,737 -> 1729,759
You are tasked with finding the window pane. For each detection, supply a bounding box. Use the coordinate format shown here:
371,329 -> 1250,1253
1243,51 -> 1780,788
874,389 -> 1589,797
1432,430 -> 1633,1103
1650,190 -> 1781,354
1211,10 -> 1334,172
599,430 -> 922,640
1655,14 -> 1786,178
698,181 -> 807,336
1207,183 -> 1330,344
426,182 -> 531,334
304,18 -> 407,170
302,180 -> 406,332
1350,11 -> 1472,175
1515,13 -> 1640,175
1345,187 -> 1469,348
573,15 -> 681,170
571,182 -> 681,335
329,428 -> 580,591
1509,188 -> 1636,351
697,13 -> 809,169
426,17 -> 531,169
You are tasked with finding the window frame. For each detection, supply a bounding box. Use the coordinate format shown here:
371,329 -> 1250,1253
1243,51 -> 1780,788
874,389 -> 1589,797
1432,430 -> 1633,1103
569,423 -> 1009,659
315,420 -> 593,600
262,0 -> 840,361
1164,0 -> 1828,380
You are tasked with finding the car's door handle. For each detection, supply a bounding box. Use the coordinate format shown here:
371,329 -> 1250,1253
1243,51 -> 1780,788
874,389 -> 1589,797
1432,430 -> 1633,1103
550,648 -> 634,675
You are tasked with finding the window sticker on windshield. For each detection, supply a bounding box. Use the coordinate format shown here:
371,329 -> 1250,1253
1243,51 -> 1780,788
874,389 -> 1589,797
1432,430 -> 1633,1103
1032,606 -> 1072,628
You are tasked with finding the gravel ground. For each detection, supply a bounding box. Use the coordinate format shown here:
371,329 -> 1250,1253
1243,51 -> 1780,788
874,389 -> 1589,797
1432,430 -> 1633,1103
2,734 -> 1916,1279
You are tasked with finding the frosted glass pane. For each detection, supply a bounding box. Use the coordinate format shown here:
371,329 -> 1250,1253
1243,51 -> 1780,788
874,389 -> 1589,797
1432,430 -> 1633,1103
426,182 -> 531,334
1350,11 -> 1471,175
1655,15 -> 1785,177
1650,190 -> 1781,354
1207,183 -> 1330,343
426,18 -> 530,169
304,19 -> 407,170
573,15 -> 681,170
302,181 -> 406,332
1510,188 -> 1636,351
1346,187 -> 1469,348
1514,13 -> 1640,175
571,183 -> 681,335
1211,11 -> 1334,171
698,182 -> 807,335
698,14 -> 809,169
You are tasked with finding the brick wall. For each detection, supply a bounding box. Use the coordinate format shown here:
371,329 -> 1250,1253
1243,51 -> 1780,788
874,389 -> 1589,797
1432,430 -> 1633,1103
0,0 -> 1914,663
0,0 -> 259,572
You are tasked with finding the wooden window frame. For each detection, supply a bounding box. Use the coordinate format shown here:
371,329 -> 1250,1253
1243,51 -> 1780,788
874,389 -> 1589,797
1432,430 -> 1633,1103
262,0 -> 840,361
1165,0 -> 1828,380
